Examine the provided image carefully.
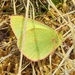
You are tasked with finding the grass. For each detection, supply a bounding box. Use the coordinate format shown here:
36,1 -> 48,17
0,0 -> 75,75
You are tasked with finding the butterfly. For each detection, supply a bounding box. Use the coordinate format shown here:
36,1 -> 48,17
10,16 -> 62,61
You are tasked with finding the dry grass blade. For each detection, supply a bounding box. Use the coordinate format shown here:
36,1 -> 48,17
17,0 -> 30,75
49,55 -> 52,74
56,17 -> 75,31
38,61 -> 44,75
72,0 -> 75,6
52,45 -> 73,75
21,62 -> 31,72
0,0 -> 75,75
31,62 -> 36,75
0,19 -> 8,26
67,15 -> 75,57
47,0 -> 67,23
29,1 -> 35,19
0,54 -> 12,63
13,0 -> 16,15
63,10 -> 75,17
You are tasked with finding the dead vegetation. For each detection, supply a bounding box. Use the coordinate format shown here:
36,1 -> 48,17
0,0 -> 75,75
